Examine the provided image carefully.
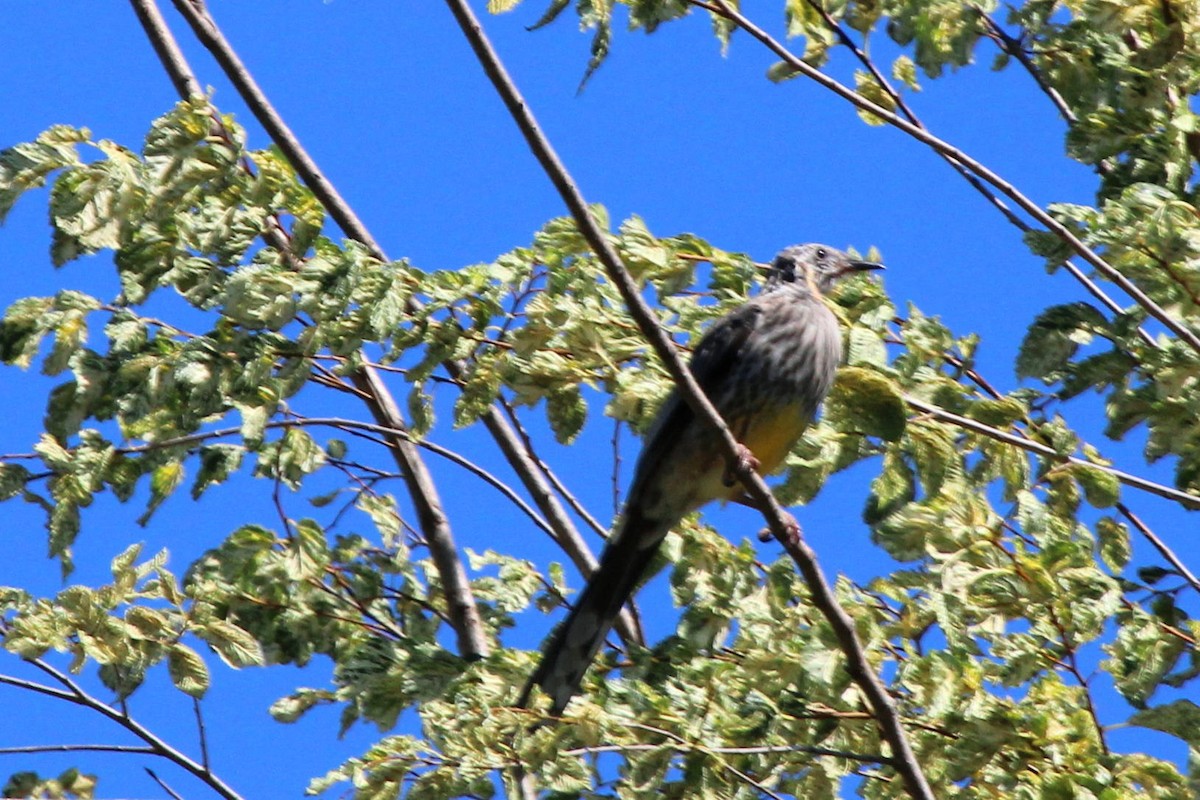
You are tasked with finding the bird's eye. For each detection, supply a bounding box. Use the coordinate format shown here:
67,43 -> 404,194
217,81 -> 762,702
816,248 -> 828,259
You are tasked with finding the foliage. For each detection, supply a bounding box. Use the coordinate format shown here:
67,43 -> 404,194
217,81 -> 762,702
1,0 -> 1200,798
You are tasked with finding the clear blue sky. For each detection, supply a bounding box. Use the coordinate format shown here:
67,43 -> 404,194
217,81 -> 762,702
0,2 -> 1193,798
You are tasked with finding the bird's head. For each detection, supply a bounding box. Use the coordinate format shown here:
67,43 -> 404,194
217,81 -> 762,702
765,243 -> 884,295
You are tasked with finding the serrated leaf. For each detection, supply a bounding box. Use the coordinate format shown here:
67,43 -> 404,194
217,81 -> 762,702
1130,700 -> 1200,747
168,643 -> 210,697
1096,516 -> 1130,572
826,366 -> 906,441
1072,463 -> 1120,508
546,387 -> 586,444
1016,303 -> 1108,381
202,619 -> 264,668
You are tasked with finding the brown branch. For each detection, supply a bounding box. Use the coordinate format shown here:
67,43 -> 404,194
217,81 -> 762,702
696,0 -> 1200,356
440,2 -> 934,797
905,396 -> 1200,509
810,2 -> 1154,349
0,743 -> 157,756
973,9 -> 1079,127
169,0 -> 382,255
157,0 -> 633,651
128,0 -> 202,98
1117,502 -> 1200,596
135,0 -> 491,658
3,660 -> 245,800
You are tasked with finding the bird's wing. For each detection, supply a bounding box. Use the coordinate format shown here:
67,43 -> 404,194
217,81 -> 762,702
629,301 -> 764,492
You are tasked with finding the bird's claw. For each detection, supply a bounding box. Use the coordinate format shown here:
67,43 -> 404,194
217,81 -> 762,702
722,444 -> 760,487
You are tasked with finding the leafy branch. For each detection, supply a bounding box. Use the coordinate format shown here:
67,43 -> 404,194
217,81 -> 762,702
441,0 -> 934,796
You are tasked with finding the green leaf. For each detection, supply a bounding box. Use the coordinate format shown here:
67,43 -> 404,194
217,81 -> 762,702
1016,303 -> 1108,382
137,461 -> 184,526
192,444 -> 245,499
201,620 -> 265,668
1071,463 -> 1120,508
825,366 -> 906,441
766,61 -> 802,83
547,386 -> 587,444
1130,700 -> 1200,747
1096,516 -> 1131,572
864,449 -> 914,524
168,643 -> 210,697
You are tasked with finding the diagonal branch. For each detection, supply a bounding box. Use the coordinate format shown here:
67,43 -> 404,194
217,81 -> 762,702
4,659 -> 245,800
1117,502 -> 1200,595
440,1 -> 934,797
694,0 -> 1200,357
904,396 -> 1200,509
158,0 -> 639,647
807,1 -> 1155,349
133,0 -> 492,658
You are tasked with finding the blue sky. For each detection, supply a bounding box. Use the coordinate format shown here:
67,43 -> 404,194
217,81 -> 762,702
0,2 -> 1194,798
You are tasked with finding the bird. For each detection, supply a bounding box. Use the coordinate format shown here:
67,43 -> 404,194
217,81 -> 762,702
519,243 -> 883,715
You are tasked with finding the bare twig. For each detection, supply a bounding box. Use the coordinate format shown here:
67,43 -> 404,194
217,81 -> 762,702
695,0 -> 1200,356
1117,502 -> 1200,595
0,744 -> 157,755
192,697 -> 210,771
146,768 -> 187,800
973,9 -> 1078,126
2,659 -> 245,800
562,742 -> 885,762
440,2 -> 934,797
128,0 -> 201,98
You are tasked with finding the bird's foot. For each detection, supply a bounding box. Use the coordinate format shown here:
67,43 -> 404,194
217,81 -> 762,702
722,444 -> 760,487
757,512 -> 802,545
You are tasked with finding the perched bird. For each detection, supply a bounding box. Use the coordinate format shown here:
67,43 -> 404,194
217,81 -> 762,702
520,243 -> 883,715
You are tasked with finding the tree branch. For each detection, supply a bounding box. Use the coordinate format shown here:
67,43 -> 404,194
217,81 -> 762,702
1117,502 -> 1200,595
695,0 -> 1200,356
809,2 -> 1154,348
132,0 -> 490,659
0,744 -> 157,755
156,0 -> 639,649
904,396 -> 1200,509
439,2 -> 934,797
4,659 -> 245,800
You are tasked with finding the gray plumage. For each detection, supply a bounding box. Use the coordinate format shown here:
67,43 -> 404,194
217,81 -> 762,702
520,243 -> 882,715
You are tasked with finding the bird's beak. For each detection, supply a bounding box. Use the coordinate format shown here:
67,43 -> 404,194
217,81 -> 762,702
849,260 -> 885,272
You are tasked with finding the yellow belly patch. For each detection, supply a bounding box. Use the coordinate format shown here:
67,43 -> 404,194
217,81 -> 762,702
736,405 -> 809,476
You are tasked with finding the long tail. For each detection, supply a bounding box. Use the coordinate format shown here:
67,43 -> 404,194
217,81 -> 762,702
519,507 -> 673,715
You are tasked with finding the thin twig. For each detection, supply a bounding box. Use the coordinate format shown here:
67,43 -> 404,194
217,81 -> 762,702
0,744 -> 157,755
562,742 -> 886,763
145,768 -> 187,800
973,9 -> 1078,126
192,697 -> 210,771
440,2 -> 934,797
809,1 -> 1154,349
696,0 -> 1200,356
5,659 -> 245,800
499,400 -> 609,540
1117,502 -> 1200,595
905,396 -> 1200,509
